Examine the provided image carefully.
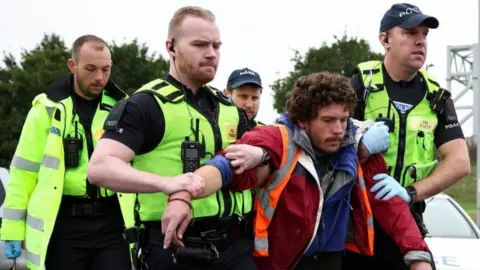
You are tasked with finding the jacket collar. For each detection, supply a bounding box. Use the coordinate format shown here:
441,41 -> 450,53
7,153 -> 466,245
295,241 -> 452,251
277,113 -> 358,176
46,74 -> 126,103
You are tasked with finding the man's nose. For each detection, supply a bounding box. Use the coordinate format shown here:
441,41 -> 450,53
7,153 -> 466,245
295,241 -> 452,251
415,34 -> 426,46
93,70 -> 104,81
244,99 -> 253,108
205,45 -> 218,59
331,121 -> 343,134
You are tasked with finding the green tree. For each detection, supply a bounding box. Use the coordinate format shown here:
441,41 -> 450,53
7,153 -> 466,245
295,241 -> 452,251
0,33 -> 70,167
0,33 -> 169,167
110,38 -> 169,95
271,34 -> 384,113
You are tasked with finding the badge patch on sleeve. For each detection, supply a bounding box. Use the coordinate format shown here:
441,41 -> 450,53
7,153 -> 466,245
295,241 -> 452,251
224,124 -> 237,140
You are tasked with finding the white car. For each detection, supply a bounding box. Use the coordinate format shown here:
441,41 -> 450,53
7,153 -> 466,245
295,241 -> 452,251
423,193 -> 480,270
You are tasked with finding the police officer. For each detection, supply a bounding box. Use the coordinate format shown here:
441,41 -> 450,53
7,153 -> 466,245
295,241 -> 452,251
88,6 -> 255,270
224,68 -> 264,127
343,3 -> 471,270
0,35 -> 135,270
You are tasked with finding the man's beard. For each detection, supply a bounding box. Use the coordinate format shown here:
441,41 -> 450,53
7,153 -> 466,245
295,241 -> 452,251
177,55 -> 215,86
77,79 -> 102,99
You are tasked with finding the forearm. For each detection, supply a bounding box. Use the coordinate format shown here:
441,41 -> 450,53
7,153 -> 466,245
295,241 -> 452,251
413,156 -> 470,201
88,156 -> 165,193
194,154 -> 272,197
192,165 -> 223,198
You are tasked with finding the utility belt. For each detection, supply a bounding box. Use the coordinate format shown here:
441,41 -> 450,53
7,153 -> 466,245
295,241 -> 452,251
124,214 -> 253,269
58,195 -> 119,217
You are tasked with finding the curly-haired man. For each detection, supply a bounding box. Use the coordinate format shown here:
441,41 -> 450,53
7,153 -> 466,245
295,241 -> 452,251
161,72 -> 434,270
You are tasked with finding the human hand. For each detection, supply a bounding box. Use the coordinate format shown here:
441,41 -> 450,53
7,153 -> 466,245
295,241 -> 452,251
370,173 -> 411,203
223,144 -> 265,174
162,193 -> 192,249
161,172 -> 204,197
410,261 -> 432,270
4,240 -> 22,259
362,121 -> 390,154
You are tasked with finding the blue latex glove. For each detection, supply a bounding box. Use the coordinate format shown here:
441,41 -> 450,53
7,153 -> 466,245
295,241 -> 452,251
4,241 -> 22,259
370,173 -> 411,203
361,121 -> 390,154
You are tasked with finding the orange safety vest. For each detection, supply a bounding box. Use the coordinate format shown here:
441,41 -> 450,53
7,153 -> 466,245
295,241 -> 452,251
253,124 -> 374,257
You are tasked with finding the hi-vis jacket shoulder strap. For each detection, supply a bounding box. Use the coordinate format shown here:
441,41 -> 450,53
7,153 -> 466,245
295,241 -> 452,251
253,124 -> 301,257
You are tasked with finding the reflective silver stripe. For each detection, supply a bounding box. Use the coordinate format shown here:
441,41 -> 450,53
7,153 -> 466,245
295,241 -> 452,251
263,204 -> 275,219
265,127 -> 297,190
25,248 -> 40,266
42,155 -> 60,170
254,237 -> 268,252
255,126 -> 298,253
26,213 -> 44,231
11,156 -> 40,172
358,175 -> 366,190
45,106 -> 55,118
3,208 -> 26,220
368,216 -> 374,228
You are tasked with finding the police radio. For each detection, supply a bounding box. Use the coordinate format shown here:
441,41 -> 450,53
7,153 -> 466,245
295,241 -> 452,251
64,121 -> 83,168
181,119 -> 205,173
375,99 -> 395,133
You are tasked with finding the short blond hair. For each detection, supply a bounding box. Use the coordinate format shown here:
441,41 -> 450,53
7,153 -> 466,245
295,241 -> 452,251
168,6 -> 216,38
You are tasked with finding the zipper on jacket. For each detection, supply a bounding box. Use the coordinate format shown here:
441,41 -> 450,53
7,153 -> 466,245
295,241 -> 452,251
393,114 -> 407,181
85,128 -> 98,199
188,102 -> 222,153
291,181 -> 325,269
186,100 -> 234,217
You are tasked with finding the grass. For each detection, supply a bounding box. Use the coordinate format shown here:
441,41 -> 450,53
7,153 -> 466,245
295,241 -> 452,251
444,162 -> 477,221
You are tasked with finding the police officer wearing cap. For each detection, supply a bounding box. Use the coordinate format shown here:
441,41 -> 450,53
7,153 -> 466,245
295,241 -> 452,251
343,3 -> 470,270
224,68 -> 264,127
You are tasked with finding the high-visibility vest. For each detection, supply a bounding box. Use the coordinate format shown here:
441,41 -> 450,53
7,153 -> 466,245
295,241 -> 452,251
355,60 -> 440,186
0,88 -> 135,269
253,124 -> 374,257
130,79 -> 253,222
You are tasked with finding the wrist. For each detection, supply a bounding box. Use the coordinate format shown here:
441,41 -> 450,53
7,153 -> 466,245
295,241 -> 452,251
167,197 -> 194,216
170,190 -> 192,201
406,185 -> 417,205
257,148 -> 271,167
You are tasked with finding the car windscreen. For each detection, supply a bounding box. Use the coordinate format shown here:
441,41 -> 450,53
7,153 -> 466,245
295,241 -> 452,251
423,197 -> 478,239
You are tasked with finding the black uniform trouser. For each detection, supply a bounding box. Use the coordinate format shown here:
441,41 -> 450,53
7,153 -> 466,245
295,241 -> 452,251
45,197 -> 131,270
145,237 -> 256,270
45,234 -> 131,270
142,219 -> 257,270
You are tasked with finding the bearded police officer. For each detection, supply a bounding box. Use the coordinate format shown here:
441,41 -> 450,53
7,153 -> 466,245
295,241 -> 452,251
88,6 -> 256,270
1,35 -> 136,270
343,3 -> 470,270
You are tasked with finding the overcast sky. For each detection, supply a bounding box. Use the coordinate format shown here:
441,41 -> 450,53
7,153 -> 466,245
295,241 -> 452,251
0,0 -> 478,136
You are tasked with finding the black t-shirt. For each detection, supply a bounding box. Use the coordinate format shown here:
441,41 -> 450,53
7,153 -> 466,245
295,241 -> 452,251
57,90 -> 124,247
102,75 -> 251,156
351,65 -> 464,148
71,91 -> 100,129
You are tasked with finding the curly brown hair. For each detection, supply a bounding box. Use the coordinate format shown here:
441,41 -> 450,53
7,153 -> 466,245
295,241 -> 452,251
285,72 -> 357,123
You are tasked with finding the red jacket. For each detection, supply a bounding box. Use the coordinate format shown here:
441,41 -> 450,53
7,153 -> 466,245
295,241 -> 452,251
222,125 -> 430,270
